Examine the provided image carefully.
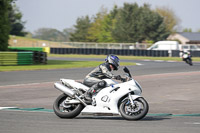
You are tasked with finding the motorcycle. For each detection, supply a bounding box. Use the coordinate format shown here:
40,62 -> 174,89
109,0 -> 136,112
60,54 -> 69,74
182,52 -> 193,66
53,67 -> 149,120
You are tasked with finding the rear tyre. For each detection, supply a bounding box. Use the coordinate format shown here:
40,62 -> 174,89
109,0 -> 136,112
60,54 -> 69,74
53,93 -> 84,118
119,97 -> 149,120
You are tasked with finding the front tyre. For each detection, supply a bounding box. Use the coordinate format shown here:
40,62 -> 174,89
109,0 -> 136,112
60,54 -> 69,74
53,93 -> 84,118
119,97 -> 149,120
188,59 -> 193,66
186,58 -> 193,66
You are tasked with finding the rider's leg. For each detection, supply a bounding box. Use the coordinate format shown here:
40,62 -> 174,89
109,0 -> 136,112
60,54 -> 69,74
84,80 -> 106,101
84,84 -> 97,101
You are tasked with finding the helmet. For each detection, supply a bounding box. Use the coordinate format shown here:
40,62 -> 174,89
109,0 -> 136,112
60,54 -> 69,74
105,54 -> 120,70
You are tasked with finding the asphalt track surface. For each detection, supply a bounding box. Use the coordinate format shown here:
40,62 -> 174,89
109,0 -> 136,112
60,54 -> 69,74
0,57 -> 200,133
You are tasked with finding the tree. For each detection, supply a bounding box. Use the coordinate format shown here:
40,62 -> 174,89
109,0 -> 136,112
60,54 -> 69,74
70,3 -> 170,43
141,5 -> 170,42
33,28 -> 66,42
112,3 -> 141,43
112,3 -> 169,43
0,0 -> 12,51
70,16 -> 91,42
86,7 -> 115,42
97,6 -> 118,42
62,28 -> 74,42
97,14 -> 116,42
9,3 -> 27,36
183,28 -> 192,32
86,10 -> 106,42
155,6 -> 180,33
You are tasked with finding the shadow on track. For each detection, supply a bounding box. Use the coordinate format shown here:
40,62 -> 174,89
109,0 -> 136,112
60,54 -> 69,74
75,116 -> 171,121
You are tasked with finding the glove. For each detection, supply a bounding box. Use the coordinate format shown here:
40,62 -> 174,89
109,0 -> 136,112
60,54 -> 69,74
114,75 -> 121,80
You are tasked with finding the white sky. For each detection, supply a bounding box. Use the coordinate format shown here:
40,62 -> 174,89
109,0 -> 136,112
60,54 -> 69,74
16,0 -> 200,33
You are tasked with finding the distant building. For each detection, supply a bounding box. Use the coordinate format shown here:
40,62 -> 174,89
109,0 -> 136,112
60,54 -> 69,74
167,32 -> 200,44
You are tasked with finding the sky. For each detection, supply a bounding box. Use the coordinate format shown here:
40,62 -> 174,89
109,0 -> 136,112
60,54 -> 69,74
15,0 -> 200,33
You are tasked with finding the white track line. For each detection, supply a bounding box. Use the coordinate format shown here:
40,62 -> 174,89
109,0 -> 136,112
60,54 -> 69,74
136,63 -> 143,65
0,107 -> 17,110
154,60 -> 165,62
0,81 -> 55,88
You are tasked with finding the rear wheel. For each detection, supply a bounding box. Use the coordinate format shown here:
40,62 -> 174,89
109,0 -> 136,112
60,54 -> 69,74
53,93 -> 84,118
119,97 -> 149,120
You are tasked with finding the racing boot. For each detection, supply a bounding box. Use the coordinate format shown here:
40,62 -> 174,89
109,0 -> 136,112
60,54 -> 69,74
84,84 -> 98,103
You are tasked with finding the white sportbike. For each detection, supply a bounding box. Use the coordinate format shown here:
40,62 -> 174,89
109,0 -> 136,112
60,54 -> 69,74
53,67 -> 149,120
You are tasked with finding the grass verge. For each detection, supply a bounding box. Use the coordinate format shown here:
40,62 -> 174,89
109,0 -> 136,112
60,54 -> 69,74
0,60 -> 136,72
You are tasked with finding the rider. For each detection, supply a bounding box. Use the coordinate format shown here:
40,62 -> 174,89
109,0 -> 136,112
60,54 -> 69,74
179,49 -> 191,60
179,49 -> 193,66
83,54 -> 122,102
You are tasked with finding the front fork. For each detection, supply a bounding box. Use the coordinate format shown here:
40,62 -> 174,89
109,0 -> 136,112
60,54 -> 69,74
126,93 -> 143,113
128,93 -> 142,105
128,93 -> 135,106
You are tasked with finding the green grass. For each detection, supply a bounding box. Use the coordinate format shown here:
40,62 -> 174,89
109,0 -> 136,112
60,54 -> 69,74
1,54 -> 199,72
0,60 -> 136,72
49,54 -> 200,62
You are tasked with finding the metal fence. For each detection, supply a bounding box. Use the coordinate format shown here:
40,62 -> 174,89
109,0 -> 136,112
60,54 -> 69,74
62,42 -> 148,49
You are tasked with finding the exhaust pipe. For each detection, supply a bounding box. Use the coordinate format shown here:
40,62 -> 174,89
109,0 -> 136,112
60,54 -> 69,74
54,83 -> 87,106
54,83 -> 75,97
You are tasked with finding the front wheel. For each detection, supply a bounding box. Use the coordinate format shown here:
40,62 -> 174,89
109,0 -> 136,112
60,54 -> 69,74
53,93 -> 84,118
188,59 -> 193,66
119,97 -> 149,120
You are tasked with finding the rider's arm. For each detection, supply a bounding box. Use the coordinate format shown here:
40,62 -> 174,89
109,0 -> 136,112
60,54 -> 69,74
99,64 -> 115,79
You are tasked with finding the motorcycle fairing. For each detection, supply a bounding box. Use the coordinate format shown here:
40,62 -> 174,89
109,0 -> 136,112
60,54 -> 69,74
82,79 -> 142,114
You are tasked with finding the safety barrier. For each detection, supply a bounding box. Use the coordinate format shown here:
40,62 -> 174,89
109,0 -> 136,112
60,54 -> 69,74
50,48 -> 200,57
170,50 -> 200,57
9,47 -> 48,65
0,51 -> 47,65
50,48 -> 169,57
0,52 -> 33,65
8,47 -> 50,54
33,51 -> 47,64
